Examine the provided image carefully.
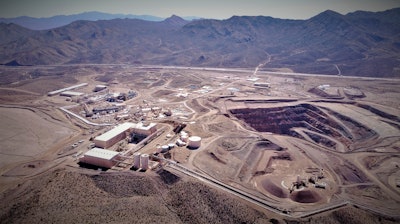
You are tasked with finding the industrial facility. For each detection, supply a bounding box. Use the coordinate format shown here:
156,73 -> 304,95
47,83 -> 88,96
94,122 -> 134,148
60,91 -> 84,97
132,122 -> 157,136
93,122 -> 158,149
79,148 -> 120,168
188,136 -> 202,149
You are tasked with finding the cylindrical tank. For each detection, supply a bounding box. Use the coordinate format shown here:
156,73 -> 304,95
94,85 -> 107,92
133,152 -> 141,169
176,139 -> 186,147
188,136 -> 201,149
161,145 -> 169,153
168,143 -> 175,149
140,154 -> 149,170
181,134 -> 189,142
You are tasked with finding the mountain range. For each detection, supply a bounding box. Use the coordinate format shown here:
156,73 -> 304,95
0,11 -> 202,30
1,8 -> 399,77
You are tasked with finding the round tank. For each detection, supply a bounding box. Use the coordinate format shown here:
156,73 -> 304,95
140,154 -> 149,170
161,145 -> 169,153
188,136 -> 202,149
94,85 -> 107,92
133,152 -> 141,169
181,134 -> 189,142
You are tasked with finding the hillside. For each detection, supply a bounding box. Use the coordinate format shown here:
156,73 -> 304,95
0,8 -> 399,77
0,168 -> 397,223
0,11 -> 165,30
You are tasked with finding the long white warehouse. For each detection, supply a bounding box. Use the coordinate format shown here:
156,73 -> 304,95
47,83 -> 88,96
93,122 -> 158,149
79,148 -> 120,168
94,122 -> 134,148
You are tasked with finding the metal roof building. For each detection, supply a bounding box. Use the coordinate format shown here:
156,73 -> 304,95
47,83 -> 88,96
132,122 -> 157,136
94,122 -> 134,148
79,148 -> 120,168
60,91 -> 84,97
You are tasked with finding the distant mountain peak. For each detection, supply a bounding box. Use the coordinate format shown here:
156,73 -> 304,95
163,15 -> 188,27
310,9 -> 344,20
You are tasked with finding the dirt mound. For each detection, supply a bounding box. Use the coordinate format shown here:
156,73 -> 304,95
157,169 -> 181,185
167,181 -> 267,224
91,172 -> 158,197
302,205 -> 400,224
290,190 -> 321,203
151,89 -> 175,98
0,169 -> 269,224
261,178 -> 288,198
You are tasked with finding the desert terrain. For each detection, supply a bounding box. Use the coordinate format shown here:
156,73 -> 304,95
0,64 -> 399,223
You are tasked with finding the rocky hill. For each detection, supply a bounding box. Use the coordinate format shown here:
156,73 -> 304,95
0,11 -> 165,30
1,8 -> 399,77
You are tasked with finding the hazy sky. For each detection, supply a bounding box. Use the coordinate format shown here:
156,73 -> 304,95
0,0 -> 399,19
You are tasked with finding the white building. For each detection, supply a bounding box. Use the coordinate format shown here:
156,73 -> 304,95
47,83 -> 88,96
132,122 -> 157,136
79,148 -> 120,168
94,122 -> 134,148
94,85 -> 107,92
60,91 -> 84,97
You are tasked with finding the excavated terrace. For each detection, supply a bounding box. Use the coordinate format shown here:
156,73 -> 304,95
229,103 -> 377,152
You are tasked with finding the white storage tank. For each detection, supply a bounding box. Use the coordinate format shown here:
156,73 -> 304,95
161,145 -> 169,153
181,133 -> 189,142
176,139 -> 186,147
188,136 -> 202,149
133,152 -> 141,169
140,154 -> 149,170
94,85 -> 107,92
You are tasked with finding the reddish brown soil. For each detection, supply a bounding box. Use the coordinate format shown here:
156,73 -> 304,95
290,190 -> 321,203
261,178 -> 288,198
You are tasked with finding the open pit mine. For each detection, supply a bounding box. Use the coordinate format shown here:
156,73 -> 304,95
0,64 -> 399,223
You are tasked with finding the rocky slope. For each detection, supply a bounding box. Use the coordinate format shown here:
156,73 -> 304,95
1,8 -> 399,77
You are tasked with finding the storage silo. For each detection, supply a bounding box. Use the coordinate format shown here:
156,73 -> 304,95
161,145 -> 169,153
133,152 -> 141,169
176,139 -> 186,147
181,133 -> 189,142
188,136 -> 202,149
140,154 -> 149,170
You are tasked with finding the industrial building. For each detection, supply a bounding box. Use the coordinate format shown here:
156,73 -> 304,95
93,106 -> 120,114
79,147 -> 120,168
254,82 -> 270,88
132,122 -> 157,136
47,83 -> 88,96
93,122 -> 157,149
60,91 -> 84,97
94,122 -> 134,148
94,85 -> 107,92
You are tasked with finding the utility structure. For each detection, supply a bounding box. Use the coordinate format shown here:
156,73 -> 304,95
133,152 -> 141,169
79,148 -> 120,168
289,175 -> 307,193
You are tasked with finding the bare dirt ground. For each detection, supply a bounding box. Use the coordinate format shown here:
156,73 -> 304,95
0,64 -> 399,223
